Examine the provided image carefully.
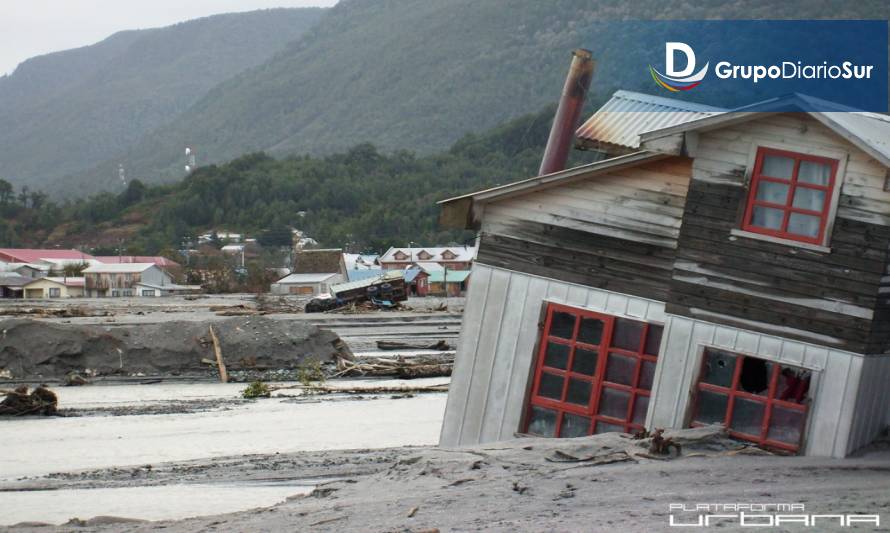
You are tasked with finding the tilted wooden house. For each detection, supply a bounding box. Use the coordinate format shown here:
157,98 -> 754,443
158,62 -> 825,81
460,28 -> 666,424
438,90 -> 890,457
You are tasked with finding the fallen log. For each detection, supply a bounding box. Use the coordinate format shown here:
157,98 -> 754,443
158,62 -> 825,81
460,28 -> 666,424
209,325 -> 228,383
268,382 -> 448,394
376,340 -> 452,351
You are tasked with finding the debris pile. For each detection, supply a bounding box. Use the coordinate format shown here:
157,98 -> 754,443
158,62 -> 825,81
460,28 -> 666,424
0,385 -> 58,416
334,353 -> 454,379
0,317 -> 352,380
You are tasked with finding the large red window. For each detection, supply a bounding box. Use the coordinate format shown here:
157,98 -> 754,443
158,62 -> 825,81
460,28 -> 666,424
524,303 -> 663,438
690,348 -> 811,452
742,147 -> 838,245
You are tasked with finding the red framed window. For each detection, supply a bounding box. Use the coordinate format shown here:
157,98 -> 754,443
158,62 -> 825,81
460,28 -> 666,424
524,303 -> 663,438
742,147 -> 839,245
690,348 -> 811,452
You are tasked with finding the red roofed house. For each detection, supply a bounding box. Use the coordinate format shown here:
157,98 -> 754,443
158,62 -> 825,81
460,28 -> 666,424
0,249 -> 94,264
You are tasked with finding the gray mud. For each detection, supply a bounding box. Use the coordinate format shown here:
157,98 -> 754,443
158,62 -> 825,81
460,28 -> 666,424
4,427 -> 889,531
0,317 -> 349,380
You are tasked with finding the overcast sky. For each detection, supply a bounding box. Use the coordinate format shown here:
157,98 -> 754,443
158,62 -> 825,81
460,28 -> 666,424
0,0 -> 338,75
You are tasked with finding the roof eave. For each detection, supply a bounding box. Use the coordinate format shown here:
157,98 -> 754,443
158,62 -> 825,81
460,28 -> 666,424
437,151 -> 666,230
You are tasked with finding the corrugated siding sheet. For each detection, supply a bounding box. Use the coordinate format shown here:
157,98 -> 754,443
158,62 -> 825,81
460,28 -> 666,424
575,90 -> 723,150
439,263 -> 666,447
847,355 -> 890,454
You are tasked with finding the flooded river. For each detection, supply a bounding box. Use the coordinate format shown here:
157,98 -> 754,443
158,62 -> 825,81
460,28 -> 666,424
0,380 -> 447,525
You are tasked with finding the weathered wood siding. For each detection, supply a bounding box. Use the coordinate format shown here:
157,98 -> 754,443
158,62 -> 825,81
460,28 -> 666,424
476,158 -> 692,303
440,264 -> 666,447
648,313 -> 866,458
669,114 -> 890,354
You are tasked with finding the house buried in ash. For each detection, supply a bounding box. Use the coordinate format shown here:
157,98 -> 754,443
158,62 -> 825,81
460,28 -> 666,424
438,83 -> 890,455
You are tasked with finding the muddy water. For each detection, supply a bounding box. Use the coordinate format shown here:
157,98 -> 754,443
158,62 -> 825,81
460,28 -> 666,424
0,380 -> 447,525
2,380 -> 448,480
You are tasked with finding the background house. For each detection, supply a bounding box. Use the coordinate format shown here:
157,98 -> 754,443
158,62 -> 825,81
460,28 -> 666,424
23,277 -> 84,298
269,249 -> 348,296
94,255 -> 182,279
270,272 -> 340,296
379,246 -> 476,271
427,270 -> 471,297
0,273 -> 29,298
82,263 -> 173,297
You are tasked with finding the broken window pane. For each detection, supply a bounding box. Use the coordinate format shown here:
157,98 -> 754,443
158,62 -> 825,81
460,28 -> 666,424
550,311 -> 576,339
560,413 -> 591,438
632,395 -> 649,426
527,406 -> 557,437
644,325 -> 663,356
761,154 -> 794,179
594,421 -> 625,434
738,357 -> 772,396
730,397 -> 766,437
701,349 -> 737,388
767,405 -> 805,445
598,387 -> 630,420
605,352 -> 636,386
577,317 -> 604,345
638,360 -> 657,391
566,378 -> 592,406
543,342 -> 570,370
571,348 -> 598,376
693,389 -> 729,426
613,318 -> 644,351
538,372 -> 564,401
777,368 -> 811,404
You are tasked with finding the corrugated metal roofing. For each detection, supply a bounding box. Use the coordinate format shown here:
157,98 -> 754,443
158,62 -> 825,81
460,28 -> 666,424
275,272 -> 340,284
575,90 -> 724,150
331,270 -> 403,295
0,249 -> 95,263
428,270 -> 471,283
347,268 -> 385,282
635,92 -> 890,168
82,263 -> 156,273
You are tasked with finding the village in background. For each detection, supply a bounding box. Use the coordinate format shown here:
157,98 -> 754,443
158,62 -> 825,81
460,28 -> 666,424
0,235 -> 477,305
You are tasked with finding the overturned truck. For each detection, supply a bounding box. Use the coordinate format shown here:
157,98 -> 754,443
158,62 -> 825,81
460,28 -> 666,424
305,271 -> 407,313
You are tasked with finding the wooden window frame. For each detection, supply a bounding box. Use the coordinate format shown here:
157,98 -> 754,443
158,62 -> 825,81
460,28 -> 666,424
690,348 -> 810,452
525,303 -> 662,437
741,147 -> 839,246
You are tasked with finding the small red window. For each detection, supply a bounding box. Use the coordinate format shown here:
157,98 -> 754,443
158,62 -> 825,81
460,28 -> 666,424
525,303 -> 663,438
742,147 -> 838,245
690,348 -> 811,452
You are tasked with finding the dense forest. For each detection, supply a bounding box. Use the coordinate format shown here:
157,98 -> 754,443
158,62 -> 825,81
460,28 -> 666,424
0,104 -> 597,254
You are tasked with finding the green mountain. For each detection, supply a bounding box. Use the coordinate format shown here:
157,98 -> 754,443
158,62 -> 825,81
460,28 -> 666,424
61,0 -> 890,196
0,104 -> 578,254
0,8 -> 325,192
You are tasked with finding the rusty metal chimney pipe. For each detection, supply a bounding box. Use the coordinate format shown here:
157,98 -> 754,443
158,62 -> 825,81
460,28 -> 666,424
538,49 -> 594,176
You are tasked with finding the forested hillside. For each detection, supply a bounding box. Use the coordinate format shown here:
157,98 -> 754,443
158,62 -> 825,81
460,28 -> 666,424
61,0 -> 890,196
0,8 -> 325,192
0,104 -> 593,254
